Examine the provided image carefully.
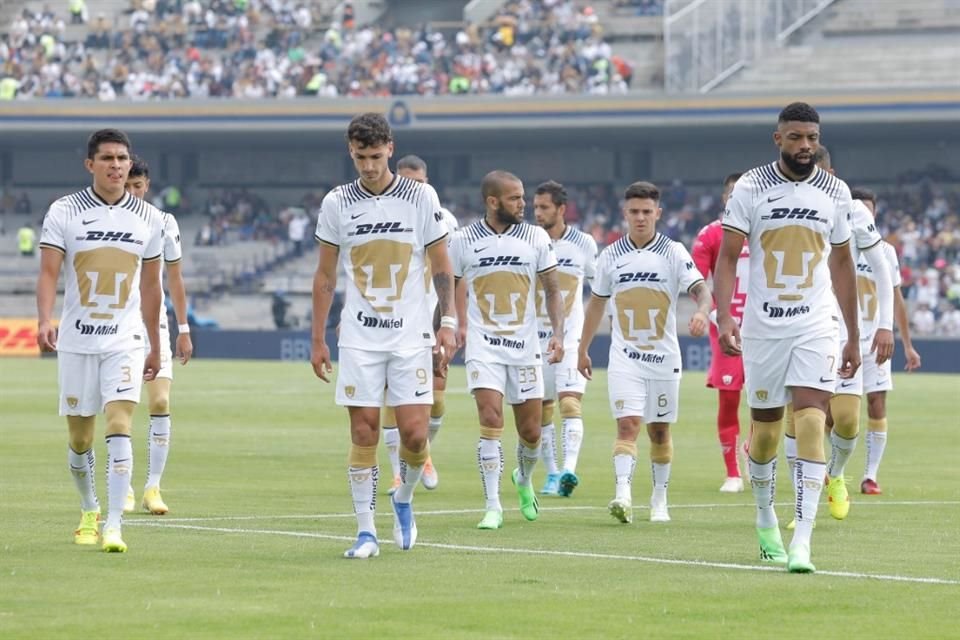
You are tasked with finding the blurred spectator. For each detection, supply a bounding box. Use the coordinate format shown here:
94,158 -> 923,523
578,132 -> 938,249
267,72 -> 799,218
14,192 -> 31,215
69,0 -> 89,24
271,290 -> 292,328
911,302 -> 936,336
17,222 -> 36,256
286,207 -> 309,256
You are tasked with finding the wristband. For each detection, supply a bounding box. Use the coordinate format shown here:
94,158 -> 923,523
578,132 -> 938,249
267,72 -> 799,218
178,323 -> 190,334
439,316 -> 457,330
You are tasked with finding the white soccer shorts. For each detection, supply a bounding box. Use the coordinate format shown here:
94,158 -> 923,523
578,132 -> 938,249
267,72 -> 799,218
606,361 -> 680,423
742,330 -> 839,409
466,359 -> 543,405
541,340 -> 587,399
833,339 -> 863,396
336,347 -> 433,407
860,339 -> 893,393
146,322 -> 174,380
58,349 -> 145,416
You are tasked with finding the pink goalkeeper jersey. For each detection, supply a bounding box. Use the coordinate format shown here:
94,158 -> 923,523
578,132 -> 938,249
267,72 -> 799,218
692,219 -> 749,324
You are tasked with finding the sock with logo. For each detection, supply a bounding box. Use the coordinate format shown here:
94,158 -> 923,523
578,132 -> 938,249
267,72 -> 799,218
104,435 -> 133,531
864,419 -> 888,481
561,417 -> 584,473
145,414 -> 170,490
69,447 -> 99,512
540,423 -> 559,475
477,438 -> 504,512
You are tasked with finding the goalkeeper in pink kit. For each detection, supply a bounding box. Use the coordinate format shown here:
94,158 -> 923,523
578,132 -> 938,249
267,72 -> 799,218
691,173 -> 749,492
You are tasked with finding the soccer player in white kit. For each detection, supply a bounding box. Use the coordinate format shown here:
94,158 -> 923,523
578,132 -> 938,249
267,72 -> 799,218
36,129 -> 166,553
715,103 -> 861,573
579,181 -> 711,524
381,154 -> 459,494
123,156 -> 193,515
310,114 -> 456,559
531,180 -> 598,498
451,170 -> 564,530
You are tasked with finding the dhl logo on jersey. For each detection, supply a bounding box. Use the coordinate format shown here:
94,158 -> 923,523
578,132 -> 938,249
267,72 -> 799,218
617,271 -> 664,284
477,255 -> 526,268
76,230 -> 144,245
348,221 -> 413,237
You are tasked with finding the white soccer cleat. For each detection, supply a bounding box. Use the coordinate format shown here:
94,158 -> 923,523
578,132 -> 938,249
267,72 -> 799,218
650,501 -> 671,523
719,477 -> 744,493
420,457 -> 438,490
343,532 -> 380,559
608,497 -> 633,524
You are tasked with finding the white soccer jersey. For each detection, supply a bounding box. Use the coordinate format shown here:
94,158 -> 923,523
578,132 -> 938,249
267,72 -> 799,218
856,241 -> 901,342
722,163 -> 852,339
592,233 -> 704,380
425,206 -> 459,313
159,211 -> 183,322
837,198 -> 885,342
535,225 -> 598,350
451,220 -> 557,366
315,175 -> 447,351
39,187 -> 164,354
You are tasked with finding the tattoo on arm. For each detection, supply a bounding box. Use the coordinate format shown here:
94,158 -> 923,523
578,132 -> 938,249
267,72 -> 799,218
690,281 -> 712,315
432,270 -> 453,317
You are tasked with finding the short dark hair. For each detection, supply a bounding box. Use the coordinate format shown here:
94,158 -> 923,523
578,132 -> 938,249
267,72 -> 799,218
535,180 -> 567,207
723,173 -> 742,187
87,128 -> 131,160
623,181 -> 660,202
814,145 -> 831,169
346,112 -> 392,147
850,186 -> 877,205
397,154 -> 427,173
778,102 -> 820,125
481,170 -> 521,201
129,155 -> 149,179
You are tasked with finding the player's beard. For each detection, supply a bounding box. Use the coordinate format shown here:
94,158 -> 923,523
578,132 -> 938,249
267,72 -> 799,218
780,149 -> 815,180
495,204 -> 521,227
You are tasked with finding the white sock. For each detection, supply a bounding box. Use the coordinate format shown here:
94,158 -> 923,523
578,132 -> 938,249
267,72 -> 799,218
864,431 -> 888,481
614,453 -> 635,501
827,431 -> 858,478
540,424 -> 559,475
784,435 -> 798,502
394,458 -> 423,503
792,459 -> 826,549
382,427 -> 401,479
562,417 -> 584,473
146,414 -> 171,490
477,438 -> 503,512
348,465 -> 378,536
516,440 -> 539,486
105,435 -> 133,531
69,447 -> 99,512
749,458 -> 778,529
428,416 -> 442,443
650,461 -> 670,505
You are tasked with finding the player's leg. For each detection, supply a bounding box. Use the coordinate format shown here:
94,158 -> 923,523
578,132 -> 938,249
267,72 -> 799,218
708,326 -> 744,490
863,391 -> 888,494
607,362 -> 646,524
468,360 -> 506,530
421,372 -> 447,490
381,400 -> 402,496
60,352 -> 101,545
825,392 -> 860,519
645,379 -> 679,522
511,391 -> 543,522
557,350 -> 588,497
539,400 -> 561,495
141,377 -> 172,515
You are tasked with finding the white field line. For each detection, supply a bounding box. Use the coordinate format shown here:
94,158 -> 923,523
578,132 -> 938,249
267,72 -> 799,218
124,520 -> 960,586
144,500 -> 960,523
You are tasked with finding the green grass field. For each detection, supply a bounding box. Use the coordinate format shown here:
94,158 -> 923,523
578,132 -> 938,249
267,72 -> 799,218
1,359 -> 958,639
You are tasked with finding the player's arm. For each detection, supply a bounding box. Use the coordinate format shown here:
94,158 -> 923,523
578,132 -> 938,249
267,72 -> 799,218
714,229 -> 744,355
454,276 -> 467,350
166,260 -> 193,365
687,280 -> 711,337
829,242 -> 861,378
426,237 -> 456,372
578,293 -> 606,381
861,243 -> 894,365
538,266 -> 564,364
36,247 -> 63,352
691,228 -> 716,287
141,257 -> 163,381
893,285 -> 921,371
310,242 -> 338,382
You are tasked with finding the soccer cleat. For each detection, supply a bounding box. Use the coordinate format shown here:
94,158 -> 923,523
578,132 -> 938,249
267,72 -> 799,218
649,501 -> 671,523
557,471 -> 579,498
540,473 -> 561,496
391,495 -> 417,550
421,457 -> 439,490
757,526 -> 788,564
826,475 -> 850,520
101,528 -> 127,553
477,510 -> 504,530
719,477 -> 744,493
123,487 -> 136,514
512,469 -> 539,521
608,497 -> 633,524
74,510 -> 101,545
860,478 -> 883,495
787,543 -> 816,573
387,475 -> 401,496
343,531 -> 380,559
142,487 -> 169,515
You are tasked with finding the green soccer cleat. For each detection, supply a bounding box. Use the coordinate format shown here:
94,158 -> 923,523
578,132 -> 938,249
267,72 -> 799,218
787,543 -> 816,573
101,528 -> 127,553
477,510 -> 504,530
74,509 -> 100,546
608,498 -> 633,524
757,526 -> 788,564
512,469 -> 539,521
827,475 -> 850,520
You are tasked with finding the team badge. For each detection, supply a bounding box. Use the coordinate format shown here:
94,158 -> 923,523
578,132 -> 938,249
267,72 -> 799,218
615,400 -> 624,411
345,385 -> 355,399
755,390 -> 768,402
67,396 -> 78,408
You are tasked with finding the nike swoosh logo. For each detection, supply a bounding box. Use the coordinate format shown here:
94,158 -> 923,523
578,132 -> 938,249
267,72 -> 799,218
520,386 -> 535,393
767,195 -> 786,203
819,377 -> 834,384
415,390 -> 429,397
656,411 -> 669,418
116,386 -> 134,393
840,381 -> 855,388
82,219 -> 98,225
350,212 -> 368,220
616,263 -> 628,269
112,458 -> 131,464
474,246 -> 488,253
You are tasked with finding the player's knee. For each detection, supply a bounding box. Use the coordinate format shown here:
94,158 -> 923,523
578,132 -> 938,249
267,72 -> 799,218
400,441 -> 429,465
430,391 -> 445,419
348,443 -> 378,468
616,417 -> 642,441
749,420 -> 782,461
558,395 -> 581,419
647,423 -> 670,445
517,422 -> 541,447
793,407 -> 828,461
866,392 -> 886,420
649,438 -> 673,464
477,403 -> 503,429
149,393 -> 170,415
541,402 -> 554,426
829,394 -> 860,439
103,401 -> 134,436
613,439 -> 637,458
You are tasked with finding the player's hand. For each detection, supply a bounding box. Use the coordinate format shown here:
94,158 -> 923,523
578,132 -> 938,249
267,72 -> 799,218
904,345 -> 921,371
689,311 -> 709,337
37,321 -> 57,352
311,340 -> 333,382
434,326 -> 457,377
718,316 -> 742,356
143,349 -> 160,381
547,335 -> 564,364
577,350 -> 593,381
176,333 -> 193,365
870,328 -> 894,365
838,339 -> 861,379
